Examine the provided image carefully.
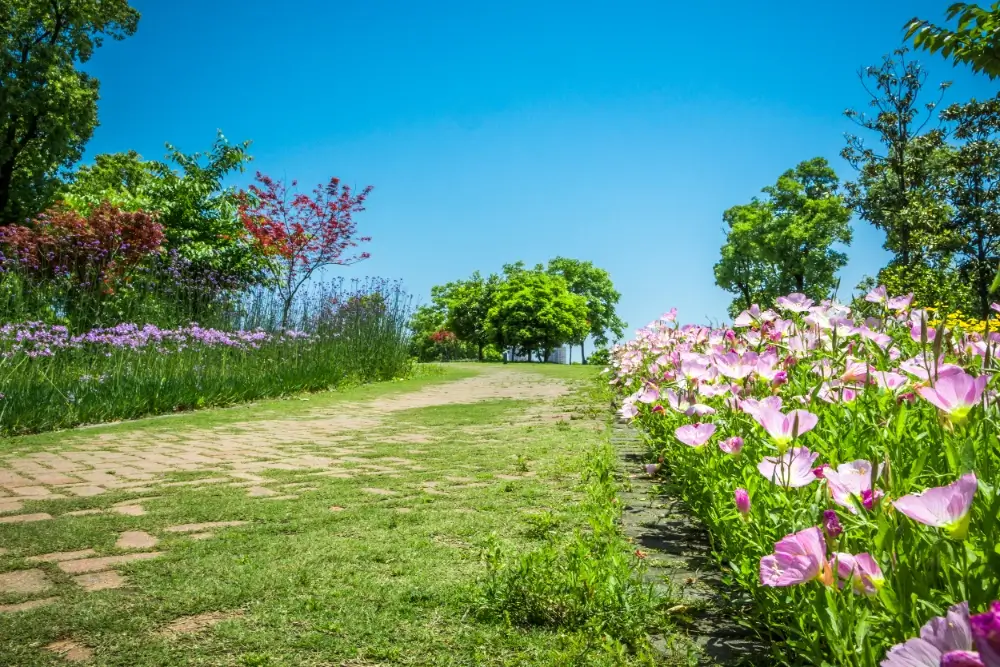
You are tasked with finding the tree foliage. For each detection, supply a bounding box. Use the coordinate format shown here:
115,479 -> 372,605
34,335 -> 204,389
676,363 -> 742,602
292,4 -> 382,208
430,271 -> 500,361
238,172 -> 373,326
546,256 -> 625,361
942,96 -> 1000,317
0,0 -> 140,223
715,158 -> 852,316
906,3 -> 1000,80
486,268 -> 588,361
63,134 -> 269,286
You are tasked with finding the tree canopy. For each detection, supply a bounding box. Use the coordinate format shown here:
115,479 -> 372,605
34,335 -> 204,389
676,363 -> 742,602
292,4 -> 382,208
906,3 -> 1000,80
486,269 -> 588,361
0,0 -> 139,223
546,256 -> 625,361
715,158 -> 852,316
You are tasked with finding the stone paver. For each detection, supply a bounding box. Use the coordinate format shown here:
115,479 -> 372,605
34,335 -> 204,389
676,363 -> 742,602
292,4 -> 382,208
72,571 -> 126,592
0,568 -> 53,594
45,639 -> 94,662
361,487 -> 397,496
115,531 -> 158,550
0,512 -> 51,524
0,597 -> 58,614
27,549 -> 98,563
163,521 -> 247,534
111,505 -> 145,516
187,532 -> 214,540
57,552 -> 162,575
0,500 -> 24,514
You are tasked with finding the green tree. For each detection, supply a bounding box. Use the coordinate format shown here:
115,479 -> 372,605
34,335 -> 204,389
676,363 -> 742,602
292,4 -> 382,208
487,269 -> 588,363
432,271 -> 500,361
842,50 -> 962,309
545,257 -> 625,363
0,0 -> 139,223
714,158 -> 852,316
62,133 -> 269,286
906,3 -> 1000,80
942,96 -> 1000,317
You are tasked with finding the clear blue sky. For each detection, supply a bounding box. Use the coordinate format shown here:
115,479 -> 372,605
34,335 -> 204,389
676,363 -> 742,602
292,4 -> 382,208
82,1 -> 997,335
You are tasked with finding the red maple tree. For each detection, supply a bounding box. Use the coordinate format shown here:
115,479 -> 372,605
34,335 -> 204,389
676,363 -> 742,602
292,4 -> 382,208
239,172 -> 373,326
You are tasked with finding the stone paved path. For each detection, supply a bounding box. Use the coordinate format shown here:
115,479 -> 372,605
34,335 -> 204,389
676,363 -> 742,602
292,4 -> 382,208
0,368 -> 565,512
613,420 -> 769,666
0,366 -> 570,619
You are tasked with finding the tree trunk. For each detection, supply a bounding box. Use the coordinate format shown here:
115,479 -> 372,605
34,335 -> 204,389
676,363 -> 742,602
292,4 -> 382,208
580,341 -> 586,365
543,347 -> 551,363
477,342 -> 484,362
795,274 -> 804,292
568,346 -> 573,364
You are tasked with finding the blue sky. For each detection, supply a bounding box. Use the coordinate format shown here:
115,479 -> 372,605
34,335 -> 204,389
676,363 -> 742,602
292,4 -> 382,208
83,1 -> 997,336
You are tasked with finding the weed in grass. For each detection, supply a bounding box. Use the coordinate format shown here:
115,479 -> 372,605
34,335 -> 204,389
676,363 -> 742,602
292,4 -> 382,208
478,442 -> 667,657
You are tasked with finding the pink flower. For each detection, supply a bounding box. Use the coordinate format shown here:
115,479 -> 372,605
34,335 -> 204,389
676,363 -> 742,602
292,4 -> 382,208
888,293 -> 914,312
636,383 -> 660,404
757,447 -> 820,488
660,308 -> 678,322
893,473 -> 978,540
645,463 -> 659,476
754,406 -> 819,446
881,602 -> 980,667
865,285 -> 888,304
713,351 -> 756,380
734,488 -> 751,517
916,372 -> 988,424
759,526 -> 832,587
719,436 -> 744,455
619,401 -> 638,419
776,293 -> 814,313
664,389 -> 715,417
738,396 -> 783,421
873,371 -> 910,391
833,552 -> 884,595
675,423 -> 716,448
825,460 -> 883,513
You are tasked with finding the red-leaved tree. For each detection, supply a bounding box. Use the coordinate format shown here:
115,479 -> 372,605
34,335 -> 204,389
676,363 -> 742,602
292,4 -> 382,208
0,203 -> 164,290
239,173 -> 373,326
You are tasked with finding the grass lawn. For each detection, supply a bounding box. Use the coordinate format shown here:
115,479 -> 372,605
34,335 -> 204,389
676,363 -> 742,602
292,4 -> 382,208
0,363 -> 667,666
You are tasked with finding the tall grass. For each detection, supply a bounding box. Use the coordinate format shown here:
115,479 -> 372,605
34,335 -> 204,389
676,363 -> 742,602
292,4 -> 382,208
0,276 -> 412,436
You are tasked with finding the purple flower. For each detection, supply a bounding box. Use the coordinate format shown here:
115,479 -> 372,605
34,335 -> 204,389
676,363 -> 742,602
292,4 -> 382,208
970,602 -> 1000,666
719,436 -> 744,455
675,423 -> 716,447
822,510 -> 842,540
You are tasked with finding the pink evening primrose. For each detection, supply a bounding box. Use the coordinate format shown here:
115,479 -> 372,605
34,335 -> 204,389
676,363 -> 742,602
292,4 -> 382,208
824,460 -> 884,513
738,395 -> 783,421
719,436 -> 744,455
881,602 -> 986,667
759,526 -> 833,587
888,293 -> 915,312
713,351 -> 757,380
753,406 -> 819,448
776,292 -> 815,313
734,488 -> 751,518
674,423 -> 716,448
916,371 -> 989,425
833,552 -> 884,596
893,473 -> 978,540
636,383 -> 660,404
619,400 -> 638,419
865,285 -> 888,304
757,447 -> 820,488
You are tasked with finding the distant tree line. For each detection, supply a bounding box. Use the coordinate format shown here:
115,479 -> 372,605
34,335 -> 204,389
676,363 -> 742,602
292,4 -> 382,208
410,258 -> 625,363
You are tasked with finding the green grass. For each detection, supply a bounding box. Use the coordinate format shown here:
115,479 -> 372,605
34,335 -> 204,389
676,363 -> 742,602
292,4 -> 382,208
0,363 -> 671,666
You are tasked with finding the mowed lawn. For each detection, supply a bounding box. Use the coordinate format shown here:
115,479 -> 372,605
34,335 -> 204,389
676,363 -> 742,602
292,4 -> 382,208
0,364 -> 621,666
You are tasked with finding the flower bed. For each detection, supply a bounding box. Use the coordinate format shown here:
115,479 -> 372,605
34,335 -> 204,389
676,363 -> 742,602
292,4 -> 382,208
0,317 -> 408,436
609,291 -> 1000,666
